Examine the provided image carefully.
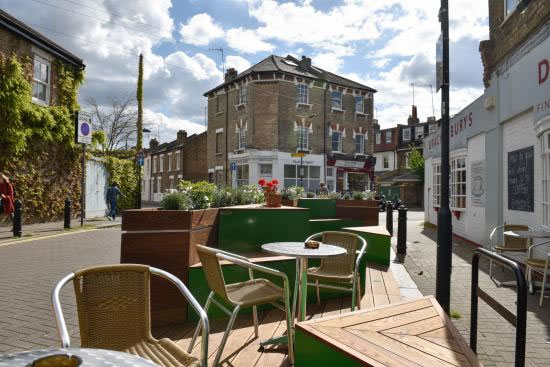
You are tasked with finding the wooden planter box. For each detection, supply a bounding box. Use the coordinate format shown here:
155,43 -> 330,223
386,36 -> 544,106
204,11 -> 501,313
281,198 -> 298,207
335,199 -> 379,226
120,208 -> 219,326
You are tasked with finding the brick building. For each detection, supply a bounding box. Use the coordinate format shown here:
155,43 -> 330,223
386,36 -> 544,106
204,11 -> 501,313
142,130 -> 207,202
424,0 -> 550,246
204,54 -> 377,192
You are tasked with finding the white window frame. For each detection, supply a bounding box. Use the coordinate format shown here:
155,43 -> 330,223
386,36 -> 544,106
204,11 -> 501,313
176,151 -> 181,170
32,55 -> 50,105
403,128 -> 411,142
238,85 -> 247,105
542,132 -> 550,227
331,90 -> 342,109
297,125 -> 309,151
355,134 -> 365,154
236,164 -> 249,187
216,132 -> 223,154
355,95 -> 364,113
429,124 -> 437,135
376,133 -> 381,145
296,84 -> 309,104
383,155 -> 389,169
386,131 -> 392,143
331,131 -> 342,152
167,153 -> 172,171
433,163 -> 441,207
237,127 -> 246,150
259,163 -> 272,178
415,126 -> 424,140
159,154 -> 164,172
451,157 -> 467,210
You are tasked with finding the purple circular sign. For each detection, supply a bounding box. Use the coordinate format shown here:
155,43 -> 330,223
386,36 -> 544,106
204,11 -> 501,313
80,122 -> 90,136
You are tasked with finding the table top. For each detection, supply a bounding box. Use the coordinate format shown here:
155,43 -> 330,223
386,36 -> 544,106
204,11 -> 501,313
296,296 -> 481,367
262,241 -> 347,258
504,230 -> 550,239
0,348 -> 160,367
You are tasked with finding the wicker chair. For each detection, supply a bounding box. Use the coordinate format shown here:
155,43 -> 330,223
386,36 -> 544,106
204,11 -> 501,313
305,231 -> 367,312
188,246 -> 294,366
52,264 -> 209,367
524,240 -> 550,307
489,224 -> 532,283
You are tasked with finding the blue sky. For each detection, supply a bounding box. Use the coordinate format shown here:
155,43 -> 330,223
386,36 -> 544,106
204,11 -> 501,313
1,0 -> 489,144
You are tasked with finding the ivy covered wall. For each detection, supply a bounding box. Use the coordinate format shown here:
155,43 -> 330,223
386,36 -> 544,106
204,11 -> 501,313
0,53 -> 85,223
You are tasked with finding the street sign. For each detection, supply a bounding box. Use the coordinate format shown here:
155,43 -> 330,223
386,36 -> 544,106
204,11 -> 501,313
291,152 -> 305,157
230,162 -> 237,171
76,111 -> 92,144
436,33 -> 443,92
136,156 -> 144,166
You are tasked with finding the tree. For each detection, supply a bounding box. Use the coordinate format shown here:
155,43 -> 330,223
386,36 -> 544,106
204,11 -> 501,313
408,145 -> 425,181
136,53 -> 144,151
86,94 -> 138,152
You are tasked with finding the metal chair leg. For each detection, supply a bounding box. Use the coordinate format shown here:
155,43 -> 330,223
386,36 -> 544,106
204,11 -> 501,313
489,259 -> 493,280
315,280 -> 321,306
188,291 -> 213,353
356,279 -> 361,310
541,261 -> 550,307
213,305 -> 240,367
292,259 -> 299,322
284,284 -> 294,365
528,266 -> 535,294
252,305 -> 259,338
351,279 -> 357,312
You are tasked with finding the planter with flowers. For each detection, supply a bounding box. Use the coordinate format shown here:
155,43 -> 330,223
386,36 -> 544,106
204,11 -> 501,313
281,186 -> 304,207
259,178 -> 282,207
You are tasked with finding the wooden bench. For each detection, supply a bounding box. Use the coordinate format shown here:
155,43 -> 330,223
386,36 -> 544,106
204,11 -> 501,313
343,226 -> 392,265
295,296 -> 481,367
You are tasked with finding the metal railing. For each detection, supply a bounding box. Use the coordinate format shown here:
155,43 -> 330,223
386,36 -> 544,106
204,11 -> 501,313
470,248 -> 527,367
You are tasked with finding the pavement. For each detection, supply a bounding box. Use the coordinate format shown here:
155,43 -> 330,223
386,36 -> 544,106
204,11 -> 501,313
0,216 -> 121,246
383,210 -> 550,367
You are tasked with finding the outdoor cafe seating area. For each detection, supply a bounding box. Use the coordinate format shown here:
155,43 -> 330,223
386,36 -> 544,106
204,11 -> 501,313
5,201 -> 547,366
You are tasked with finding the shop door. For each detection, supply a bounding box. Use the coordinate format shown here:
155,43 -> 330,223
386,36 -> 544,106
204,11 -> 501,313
348,172 -> 368,191
336,169 -> 344,191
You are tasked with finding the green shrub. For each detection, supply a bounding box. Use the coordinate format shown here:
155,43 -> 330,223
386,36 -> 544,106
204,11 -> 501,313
161,192 -> 192,210
104,156 -> 138,211
328,191 -> 341,199
179,180 -> 217,209
352,191 -> 365,200
343,192 -> 352,200
212,187 -> 233,208
306,191 -> 316,198
232,185 -> 264,205
281,186 -> 304,200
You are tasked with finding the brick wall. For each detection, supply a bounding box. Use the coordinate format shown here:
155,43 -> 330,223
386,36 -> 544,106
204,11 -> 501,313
182,132 -> 207,182
483,0 -> 550,82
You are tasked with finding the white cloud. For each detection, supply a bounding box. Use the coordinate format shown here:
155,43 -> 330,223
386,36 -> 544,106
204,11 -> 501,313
226,55 -> 252,73
373,58 -> 391,68
145,109 -> 206,146
226,27 -> 274,54
179,13 -> 224,46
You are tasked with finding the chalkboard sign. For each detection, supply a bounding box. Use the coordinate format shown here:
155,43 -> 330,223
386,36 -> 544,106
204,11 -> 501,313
508,146 -> 534,212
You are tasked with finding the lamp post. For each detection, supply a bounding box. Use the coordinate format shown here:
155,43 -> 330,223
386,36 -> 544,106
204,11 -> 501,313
435,0 -> 453,314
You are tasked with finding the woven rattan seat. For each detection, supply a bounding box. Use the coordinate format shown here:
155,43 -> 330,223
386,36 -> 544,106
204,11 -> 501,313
52,264 -> 209,367
494,245 -> 529,252
525,258 -> 548,268
305,231 -> 367,312
226,279 -> 284,306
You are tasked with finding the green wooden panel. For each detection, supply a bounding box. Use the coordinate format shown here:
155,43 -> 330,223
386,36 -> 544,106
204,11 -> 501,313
187,255 -> 368,322
344,229 -> 391,265
308,218 -> 363,235
380,186 -> 401,200
295,328 -> 362,367
298,198 -> 336,218
218,209 -> 310,253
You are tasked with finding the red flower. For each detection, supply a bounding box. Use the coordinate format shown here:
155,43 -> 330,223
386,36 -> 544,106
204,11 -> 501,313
271,179 -> 279,185
266,182 -> 273,188
258,178 -> 266,186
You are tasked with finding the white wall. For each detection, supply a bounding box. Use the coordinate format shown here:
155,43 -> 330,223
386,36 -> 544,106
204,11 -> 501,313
502,110 -> 540,226
374,151 -> 395,171
465,133 -> 486,245
424,157 -> 435,224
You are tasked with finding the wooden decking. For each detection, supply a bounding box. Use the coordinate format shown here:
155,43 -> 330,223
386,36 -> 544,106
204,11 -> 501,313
153,262 -> 410,367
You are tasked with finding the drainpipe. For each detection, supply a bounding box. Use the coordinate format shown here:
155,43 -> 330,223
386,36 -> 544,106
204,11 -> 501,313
323,80 -> 328,185
225,86 -> 229,185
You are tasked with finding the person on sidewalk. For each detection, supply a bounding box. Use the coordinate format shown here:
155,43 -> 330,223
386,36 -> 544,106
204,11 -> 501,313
0,174 -> 15,225
319,182 -> 329,196
106,182 -> 124,220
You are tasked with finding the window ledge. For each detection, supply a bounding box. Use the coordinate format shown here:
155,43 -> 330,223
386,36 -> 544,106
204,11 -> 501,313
234,103 -> 246,110
354,153 -> 367,157
331,151 -> 344,154
331,107 -> 345,113
296,149 -> 311,153
296,102 -> 313,109
216,153 -> 223,156
31,97 -> 49,107
355,111 -> 368,117
216,111 -> 224,115
234,148 -> 246,153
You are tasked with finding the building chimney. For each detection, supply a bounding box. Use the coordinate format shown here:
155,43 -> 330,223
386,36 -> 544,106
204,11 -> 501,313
177,130 -> 187,143
299,56 -> 312,70
427,116 -> 436,122
407,105 -> 420,125
225,68 -> 238,82
149,138 -> 159,149
373,119 -> 380,131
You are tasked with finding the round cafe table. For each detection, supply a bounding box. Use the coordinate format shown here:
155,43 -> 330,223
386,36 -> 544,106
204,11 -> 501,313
0,348 -> 160,367
261,241 -> 347,323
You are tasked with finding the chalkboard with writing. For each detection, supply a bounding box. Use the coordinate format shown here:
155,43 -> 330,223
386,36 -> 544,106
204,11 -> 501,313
508,146 -> 534,212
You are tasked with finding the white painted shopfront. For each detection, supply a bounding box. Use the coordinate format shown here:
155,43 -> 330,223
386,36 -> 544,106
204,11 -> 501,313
424,21 -> 550,248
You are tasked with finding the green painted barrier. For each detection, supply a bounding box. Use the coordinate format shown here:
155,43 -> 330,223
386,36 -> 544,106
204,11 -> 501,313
187,255 -> 367,321
298,198 -> 336,218
309,218 -> 363,234
343,226 -> 391,265
295,328 -> 362,367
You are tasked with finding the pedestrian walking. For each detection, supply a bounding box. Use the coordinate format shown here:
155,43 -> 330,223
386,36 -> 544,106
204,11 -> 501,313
319,182 -> 329,196
0,173 -> 15,224
106,182 -> 124,220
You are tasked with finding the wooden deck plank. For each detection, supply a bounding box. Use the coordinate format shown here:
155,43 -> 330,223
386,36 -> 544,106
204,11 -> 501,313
212,313 -> 261,365
349,307 -> 439,332
385,334 -> 470,366
361,265 -> 376,309
254,312 -> 289,367
369,264 -> 390,307
322,297 -> 343,317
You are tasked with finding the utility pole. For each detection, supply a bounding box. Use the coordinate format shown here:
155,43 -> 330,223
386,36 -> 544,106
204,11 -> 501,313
436,0 -> 453,314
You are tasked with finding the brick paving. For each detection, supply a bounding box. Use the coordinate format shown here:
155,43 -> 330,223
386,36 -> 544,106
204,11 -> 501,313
392,211 -> 550,367
0,228 -> 120,353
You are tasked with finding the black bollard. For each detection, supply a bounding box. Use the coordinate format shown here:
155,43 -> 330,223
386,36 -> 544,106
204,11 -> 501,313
397,205 -> 408,258
386,202 -> 393,236
64,198 -> 71,229
13,199 -> 22,237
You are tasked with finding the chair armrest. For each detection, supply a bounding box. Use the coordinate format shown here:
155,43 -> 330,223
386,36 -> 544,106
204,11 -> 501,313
528,240 -> 550,258
305,232 -> 322,243
489,225 -> 507,247
150,267 -> 209,367
51,272 -> 75,348
212,248 -> 250,263
216,253 -> 290,289
355,236 -> 368,273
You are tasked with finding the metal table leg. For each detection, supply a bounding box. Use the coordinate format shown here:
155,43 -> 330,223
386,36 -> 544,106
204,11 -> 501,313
299,257 -> 308,322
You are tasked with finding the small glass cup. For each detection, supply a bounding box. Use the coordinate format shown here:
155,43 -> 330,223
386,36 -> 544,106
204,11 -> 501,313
29,354 -> 82,367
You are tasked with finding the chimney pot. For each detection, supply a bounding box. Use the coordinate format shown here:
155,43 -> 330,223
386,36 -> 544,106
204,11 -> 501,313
177,130 -> 187,142
225,68 -> 238,82
149,138 -> 159,149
